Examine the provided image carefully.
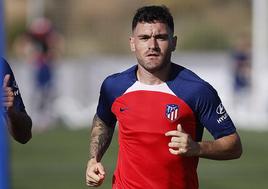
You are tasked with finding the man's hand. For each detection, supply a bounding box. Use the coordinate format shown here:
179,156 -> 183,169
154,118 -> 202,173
165,124 -> 200,156
86,158 -> 105,187
2,74 -> 14,110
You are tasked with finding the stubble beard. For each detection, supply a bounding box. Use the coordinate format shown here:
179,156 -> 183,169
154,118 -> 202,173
137,54 -> 171,74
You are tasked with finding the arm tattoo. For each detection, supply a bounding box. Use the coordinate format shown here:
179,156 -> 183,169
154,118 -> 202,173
90,114 -> 115,162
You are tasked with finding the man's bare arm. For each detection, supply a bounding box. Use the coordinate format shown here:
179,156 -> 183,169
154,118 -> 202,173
90,114 -> 115,162
166,124 -> 242,160
198,132 -> 242,160
86,114 -> 114,186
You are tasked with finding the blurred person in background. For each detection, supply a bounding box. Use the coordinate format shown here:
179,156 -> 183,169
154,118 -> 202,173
86,5 -> 242,189
231,36 -> 251,111
1,57 -> 32,144
15,17 -> 64,131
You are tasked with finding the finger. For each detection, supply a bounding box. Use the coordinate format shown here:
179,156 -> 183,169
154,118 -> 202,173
3,88 -> 14,97
165,124 -> 185,136
3,74 -> 10,88
3,97 -> 14,104
86,168 -> 101,182
96,163 -> 105,176
86,174 -> 104,187
98,173 -> 105,180
169,148 -> 186,155
2,88 -> 9,97
87,171 -> 101,182
169,148 -> 180,155
171,136 -> 185,143
169,138 -> 187,148
168,142 -> 180,148
86,180 -> 95,186
86,179 -> 102,187
177,124 -> 184,132
86,170 -> 99,185
86,180 -> 103,187
2,95 -> 14,106
86,180 -> 99,187
90,164 -> 105,180
2,94 -> 14,101
2,89 -> 14,103
165,130 -> 183,137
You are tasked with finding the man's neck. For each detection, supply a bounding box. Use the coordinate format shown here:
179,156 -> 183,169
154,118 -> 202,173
137,63 -> 172,85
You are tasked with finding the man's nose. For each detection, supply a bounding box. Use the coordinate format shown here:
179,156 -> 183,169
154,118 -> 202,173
148,38 -> 159,50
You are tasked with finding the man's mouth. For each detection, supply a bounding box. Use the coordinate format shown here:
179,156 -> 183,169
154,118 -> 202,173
147,53 -> 159,57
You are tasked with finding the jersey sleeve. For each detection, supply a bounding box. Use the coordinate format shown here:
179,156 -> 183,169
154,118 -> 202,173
196,84 -> 236,139
96,76 -> 117,127
1,57 -> 26,112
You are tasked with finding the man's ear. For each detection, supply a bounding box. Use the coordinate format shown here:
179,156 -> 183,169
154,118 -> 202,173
129,36 -> 135,52
171,36 -> 177,51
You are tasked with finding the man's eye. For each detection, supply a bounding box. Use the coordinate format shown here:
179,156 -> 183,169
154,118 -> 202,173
160,37 -> 167,41
157,36 -> 168,41
140,37 -> 149,40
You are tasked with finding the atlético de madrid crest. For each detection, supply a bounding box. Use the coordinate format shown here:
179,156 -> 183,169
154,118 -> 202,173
165,104 -> 179,122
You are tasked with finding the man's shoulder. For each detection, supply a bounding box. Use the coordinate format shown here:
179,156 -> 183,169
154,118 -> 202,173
1,57 -> 10,69
1,57 -> 14,78
170,63 -> 217,97
100,65 -> 137,95
0,56 -> 7,63
103,65 -> 136,85
172,63 -> 209,85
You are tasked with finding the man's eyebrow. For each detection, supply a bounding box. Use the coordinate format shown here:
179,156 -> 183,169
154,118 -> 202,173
154,34 -> 169,37
137,33 -> 169,38
137,34 -> 150,38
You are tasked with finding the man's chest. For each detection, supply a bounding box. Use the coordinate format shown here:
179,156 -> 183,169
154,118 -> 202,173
111,90 -> 196,136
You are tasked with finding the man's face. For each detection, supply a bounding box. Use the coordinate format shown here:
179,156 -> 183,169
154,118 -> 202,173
130,22 -> 177,73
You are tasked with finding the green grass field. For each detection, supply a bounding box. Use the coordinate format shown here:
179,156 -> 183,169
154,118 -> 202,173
10,127 -> 268,189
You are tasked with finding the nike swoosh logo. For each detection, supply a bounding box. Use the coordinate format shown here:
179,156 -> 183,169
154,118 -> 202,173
120,107 -> 128,112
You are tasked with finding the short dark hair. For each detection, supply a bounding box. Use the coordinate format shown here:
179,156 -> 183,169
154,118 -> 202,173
132,5 -> 174,33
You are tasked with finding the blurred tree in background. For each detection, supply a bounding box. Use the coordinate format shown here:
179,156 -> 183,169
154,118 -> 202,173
5,0 -> 251,56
